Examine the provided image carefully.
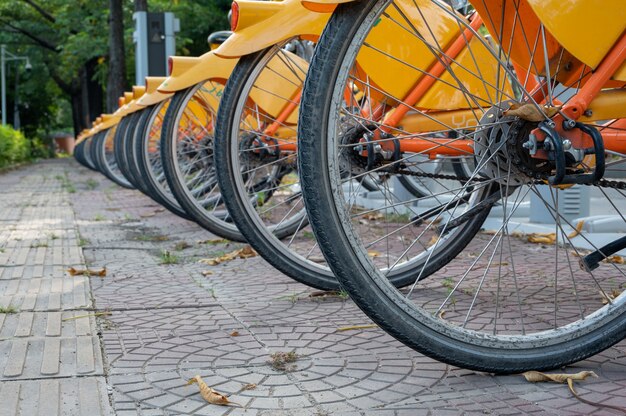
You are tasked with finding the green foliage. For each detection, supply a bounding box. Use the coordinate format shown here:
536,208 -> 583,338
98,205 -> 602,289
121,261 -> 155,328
0,0 -> 229,136
0,125 -> 30,168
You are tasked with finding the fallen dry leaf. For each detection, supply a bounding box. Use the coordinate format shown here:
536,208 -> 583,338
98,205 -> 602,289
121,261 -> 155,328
426,235 -> 440,248
186,375 -> 241,407
201,271 -> 213,277
230,330 -> 240,337
367,250 -> 381,258
363,212 -> 384,221
566,378 -> 626,412
527,232 -> 556,244
437,309 -> 447,319
600,289 -> 622,305
68,267 -> 106,277
243,383 -> 257,390
603,255 -> 624,265
567,221 -> 585,239
199,246 -> 257,266
522,370 -> 597,383
504,102 -> 562,122
522,370 -> 625,412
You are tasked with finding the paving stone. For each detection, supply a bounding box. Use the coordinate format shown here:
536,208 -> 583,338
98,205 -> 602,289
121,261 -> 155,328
4,160 -> 626,416
0,377 -> 112,416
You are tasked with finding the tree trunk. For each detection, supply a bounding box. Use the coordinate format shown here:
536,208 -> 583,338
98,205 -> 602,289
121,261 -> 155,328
107,0 -> 126,112
134,0 -> 148,12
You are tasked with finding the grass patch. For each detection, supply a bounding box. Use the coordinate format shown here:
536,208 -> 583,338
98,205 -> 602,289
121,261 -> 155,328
159,250 -> 179,265
174,241 -> 191,251
0,305 -> 18,314
93,214 -> 105,222
30,242 -> 48,248
134,234 -> 169,242
56,172 -> 76,193
85,178 -> 98,190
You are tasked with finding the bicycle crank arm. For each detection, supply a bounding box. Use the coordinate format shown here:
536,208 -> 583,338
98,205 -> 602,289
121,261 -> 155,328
580,235 -> 626,272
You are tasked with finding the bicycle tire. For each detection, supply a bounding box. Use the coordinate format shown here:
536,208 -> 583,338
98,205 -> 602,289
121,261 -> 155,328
298,0 -> 626,372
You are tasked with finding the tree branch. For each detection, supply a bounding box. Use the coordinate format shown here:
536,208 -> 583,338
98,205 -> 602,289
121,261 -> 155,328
20,0 -> 56,24
0,19 -> 58,52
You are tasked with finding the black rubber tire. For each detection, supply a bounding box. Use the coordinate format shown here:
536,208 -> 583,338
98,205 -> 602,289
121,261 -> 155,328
133,102 -> 193,220
297,0 -> 626,373
160,84 -> 244,241
94,128 -> 134,189
121,111 -> 153,194
90,132 -> 106,174
74,141 -> 91,169
113,116 -> 142,189
82,137 -> 99,171
215,48 -> 339,290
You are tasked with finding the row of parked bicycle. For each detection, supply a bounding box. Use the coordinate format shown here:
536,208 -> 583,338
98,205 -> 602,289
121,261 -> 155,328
74,0 -> 626,374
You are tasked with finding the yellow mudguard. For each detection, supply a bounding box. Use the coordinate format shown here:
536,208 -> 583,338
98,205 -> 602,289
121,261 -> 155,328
356,0 -> 512,111
215,0 -> 331,58
157,52 -> 238,93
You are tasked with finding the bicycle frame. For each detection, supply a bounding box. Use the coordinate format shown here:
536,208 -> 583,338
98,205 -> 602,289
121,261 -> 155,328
264,0 -> 626,163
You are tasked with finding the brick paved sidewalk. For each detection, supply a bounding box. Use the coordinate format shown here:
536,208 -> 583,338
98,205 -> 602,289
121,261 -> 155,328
1,159 -> 625,415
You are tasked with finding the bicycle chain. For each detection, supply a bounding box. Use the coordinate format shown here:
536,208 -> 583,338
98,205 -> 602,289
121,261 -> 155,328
387,166 -> 626,190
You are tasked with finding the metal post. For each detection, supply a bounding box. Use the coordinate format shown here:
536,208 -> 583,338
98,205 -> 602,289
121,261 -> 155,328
13,68 -> 20,129
0,45 -> 30,127
1,44 -> 6,125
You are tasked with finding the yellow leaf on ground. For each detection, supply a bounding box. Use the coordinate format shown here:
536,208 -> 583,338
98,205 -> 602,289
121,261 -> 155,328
522,370 -> 626,412
199,246 -> 257,266
68,267 -> 106,277
426,235 -> 440,248
603,255 -> 624,264
363,212 -> 384,221
527,233 -> 556,244
567,221 -> 585,239
522,370 -> 597,383
186,375 -> 241,407
600,289 -> 622,305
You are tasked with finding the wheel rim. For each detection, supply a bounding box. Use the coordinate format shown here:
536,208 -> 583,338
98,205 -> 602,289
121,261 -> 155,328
313,0 -> 626,347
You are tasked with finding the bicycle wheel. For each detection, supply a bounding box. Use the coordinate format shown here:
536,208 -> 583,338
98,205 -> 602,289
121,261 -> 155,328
121,111 -> 152,194
74,141 -> 90,169
299,0 -> 626,372
161,81 -> 244,241
95,125 -> 134,189
113,115 -> 143,189
134,101 -> 193,219
215,39 -> 441,290
214,41 -> 340,290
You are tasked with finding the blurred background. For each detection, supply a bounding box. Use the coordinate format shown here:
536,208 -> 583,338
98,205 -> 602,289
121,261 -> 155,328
0,0 -> 230,163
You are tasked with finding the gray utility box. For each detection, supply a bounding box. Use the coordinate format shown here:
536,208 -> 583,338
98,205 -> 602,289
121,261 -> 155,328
133,12 -> 179,86
529,185 -> 589,224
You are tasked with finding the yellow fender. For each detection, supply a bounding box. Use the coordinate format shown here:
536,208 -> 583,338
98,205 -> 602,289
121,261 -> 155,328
157,52 -> 237,93
132,85 -> 146,100
138,77 -> 173,107
215,0 -> 332,58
